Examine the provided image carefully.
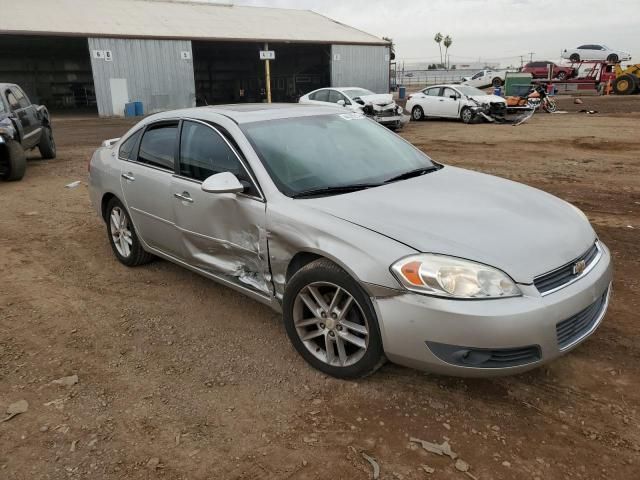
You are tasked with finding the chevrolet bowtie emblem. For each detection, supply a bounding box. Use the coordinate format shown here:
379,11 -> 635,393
572,260 -> 587,275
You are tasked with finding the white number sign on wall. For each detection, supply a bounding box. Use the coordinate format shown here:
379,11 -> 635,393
180,51 -> 192,60
259,50 -> 275,60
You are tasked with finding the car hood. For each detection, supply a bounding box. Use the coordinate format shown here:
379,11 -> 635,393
358,93 -> 394,107
304,166 -> 595,283
468,94 -> 506,105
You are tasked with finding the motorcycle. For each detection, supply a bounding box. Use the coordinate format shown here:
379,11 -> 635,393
527,84 -> 558,113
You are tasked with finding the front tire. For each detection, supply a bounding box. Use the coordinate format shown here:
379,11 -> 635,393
0,140 -> 27,181
556,71 -> 567,81
411,105 -> 424,121
106,197 -> 154,267
460,107 -> 474,124
607,54 -> 619,63
283,259 -> 385,379
38,126 -> 56,159
491,77 -> 503,87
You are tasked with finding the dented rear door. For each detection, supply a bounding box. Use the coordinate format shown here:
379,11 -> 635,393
171,119 -> 271,295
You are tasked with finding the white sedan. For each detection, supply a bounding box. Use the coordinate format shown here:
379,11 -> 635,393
406,85 -> 507,124
461,69 -> 506,88
561,44 -> 631,63
299,87 -> 407,129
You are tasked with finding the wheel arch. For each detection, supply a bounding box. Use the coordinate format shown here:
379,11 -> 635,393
101,192 -> 120,222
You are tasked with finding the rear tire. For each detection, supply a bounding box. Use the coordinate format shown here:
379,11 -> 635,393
38,126 -> 56,159
613,74 -> 638,95
283,259 -> 385,379
105,197 -> 154,267
569,53 -> 580,62
0,140 -> 27,182
411,105 -> 424,121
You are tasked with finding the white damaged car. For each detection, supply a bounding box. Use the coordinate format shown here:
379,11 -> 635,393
406,84 -> 507,124
299,87 -> 408,129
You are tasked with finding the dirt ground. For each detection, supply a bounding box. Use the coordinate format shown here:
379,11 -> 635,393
1,97 -> 639,480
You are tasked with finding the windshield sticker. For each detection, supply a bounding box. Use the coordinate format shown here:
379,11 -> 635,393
340,113 -> 365,121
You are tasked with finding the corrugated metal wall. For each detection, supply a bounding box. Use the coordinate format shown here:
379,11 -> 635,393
330,45 -> 390,93
88,38 -> 195,117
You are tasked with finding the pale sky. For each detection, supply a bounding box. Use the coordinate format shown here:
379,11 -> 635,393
235,0 -> 638,66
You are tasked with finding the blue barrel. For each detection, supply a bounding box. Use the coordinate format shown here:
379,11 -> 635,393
124,102 -> 136,117
134,101 -> 144,116
399,86 -> 406,100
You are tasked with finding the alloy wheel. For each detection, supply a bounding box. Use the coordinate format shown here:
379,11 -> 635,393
293,282 -> 369,367
110,206 -> 133,258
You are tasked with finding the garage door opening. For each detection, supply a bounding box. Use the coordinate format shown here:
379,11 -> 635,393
0,35 -> 97,114
193,41 -> 330,105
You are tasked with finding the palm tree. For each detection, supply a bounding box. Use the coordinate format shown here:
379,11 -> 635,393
443,35 -> 453,69
434,32 -> 443,68
383,36 -> 396,61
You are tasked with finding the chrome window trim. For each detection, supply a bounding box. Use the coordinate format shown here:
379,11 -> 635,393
179,117 -> 265,202
536,241 -> 603,297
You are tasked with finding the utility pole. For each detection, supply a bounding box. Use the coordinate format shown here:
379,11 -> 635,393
520,55 -> 524,68
528,52 -> 535,63
264,42 -> 272,104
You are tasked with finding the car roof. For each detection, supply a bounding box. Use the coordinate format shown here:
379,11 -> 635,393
144,103 -> 346,125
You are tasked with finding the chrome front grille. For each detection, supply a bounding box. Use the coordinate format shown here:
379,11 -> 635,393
534,242 -> 601,295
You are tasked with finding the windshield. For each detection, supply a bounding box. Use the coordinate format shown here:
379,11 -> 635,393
456,86 -> 488,97
241,114 -> 435,197
343,88 -> 375,99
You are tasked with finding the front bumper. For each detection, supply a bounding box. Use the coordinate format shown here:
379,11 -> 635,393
373,242 -> 613,377
372,114 -> 408,128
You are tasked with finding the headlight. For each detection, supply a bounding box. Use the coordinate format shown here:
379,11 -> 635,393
391,254 -> 521,299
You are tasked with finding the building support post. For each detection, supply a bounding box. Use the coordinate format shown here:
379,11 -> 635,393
264,42 -> 272,103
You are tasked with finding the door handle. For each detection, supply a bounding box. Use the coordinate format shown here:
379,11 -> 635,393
121,172 -> 135,181
174,192 -> 194,203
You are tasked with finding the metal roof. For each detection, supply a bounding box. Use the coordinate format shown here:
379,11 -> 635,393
1,0 -> 388,45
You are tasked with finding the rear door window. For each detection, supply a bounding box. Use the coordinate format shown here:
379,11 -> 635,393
425,88 -> 441,96
138,123 -> 178,171
312,90 -> 330,102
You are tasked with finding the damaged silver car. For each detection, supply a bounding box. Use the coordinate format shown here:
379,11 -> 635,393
88,104 -> 612,379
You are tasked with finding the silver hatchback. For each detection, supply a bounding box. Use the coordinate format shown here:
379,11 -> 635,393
88,104 -> 612,378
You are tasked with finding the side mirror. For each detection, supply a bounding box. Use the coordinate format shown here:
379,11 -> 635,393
449,95 -> 458,100
337,99 -> 346,107
201,171 -> 245,194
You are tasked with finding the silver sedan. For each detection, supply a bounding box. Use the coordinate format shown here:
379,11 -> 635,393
88,104 -> 612,378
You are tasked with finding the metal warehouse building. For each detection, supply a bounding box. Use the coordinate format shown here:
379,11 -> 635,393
0,0 -> 391,117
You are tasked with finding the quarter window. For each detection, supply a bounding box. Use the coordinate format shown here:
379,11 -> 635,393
138,123 -> 178,170
179,121 -> 258,196
118,129 -> 143,160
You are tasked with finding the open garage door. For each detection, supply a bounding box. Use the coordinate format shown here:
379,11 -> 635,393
0,35 -> 97,113
193,41 -> 330,105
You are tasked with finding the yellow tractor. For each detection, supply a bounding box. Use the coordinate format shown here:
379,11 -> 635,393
613,64 -> 640,95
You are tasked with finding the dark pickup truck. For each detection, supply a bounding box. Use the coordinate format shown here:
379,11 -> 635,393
0,83 -> 56,181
